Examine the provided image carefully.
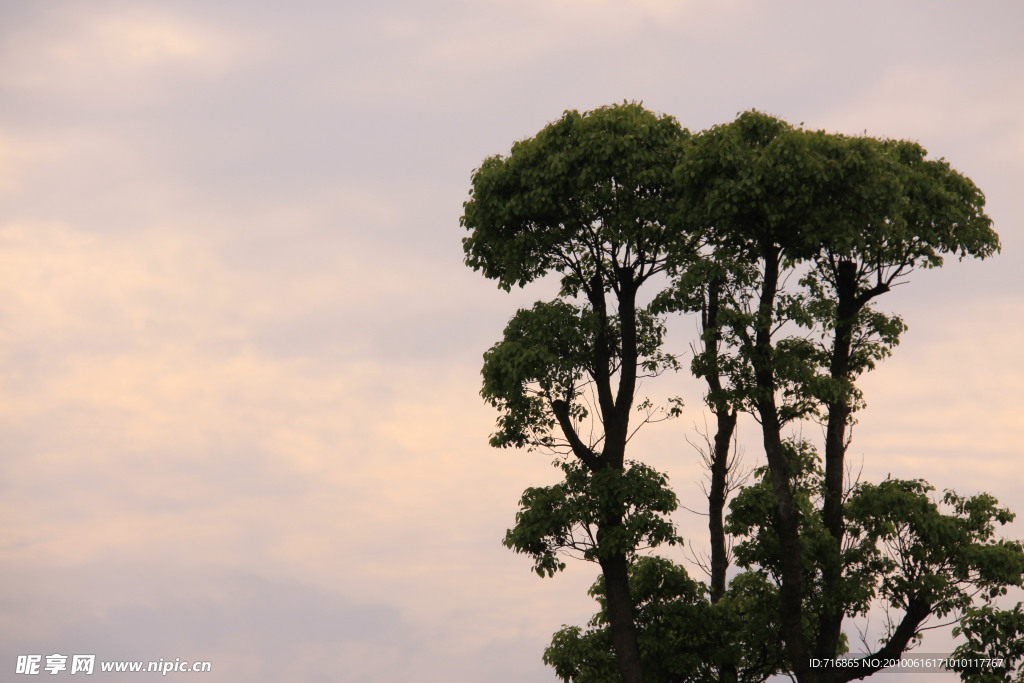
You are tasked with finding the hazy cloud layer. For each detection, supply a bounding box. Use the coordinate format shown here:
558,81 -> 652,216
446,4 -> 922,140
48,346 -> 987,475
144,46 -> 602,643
2,1 -> 1022,681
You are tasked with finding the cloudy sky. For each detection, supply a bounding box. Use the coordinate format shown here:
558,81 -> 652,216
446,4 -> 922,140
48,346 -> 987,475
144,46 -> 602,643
2,1 -> 1022,681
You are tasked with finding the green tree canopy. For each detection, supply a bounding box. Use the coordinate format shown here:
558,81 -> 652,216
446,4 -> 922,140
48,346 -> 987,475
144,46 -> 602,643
462,104 -> 1016,683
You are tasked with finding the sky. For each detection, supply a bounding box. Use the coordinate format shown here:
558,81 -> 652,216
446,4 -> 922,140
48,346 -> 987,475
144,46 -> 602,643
1,1 -> 1022,681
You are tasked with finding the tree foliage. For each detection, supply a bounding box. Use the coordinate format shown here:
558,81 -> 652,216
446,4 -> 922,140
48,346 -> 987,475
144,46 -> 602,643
953,603 -> 1024,681
463,102 -> 694,294
503,460 -> 681,577
544,557 -> 785,683
462,103 -> 1019,683
463,102 -> 698,683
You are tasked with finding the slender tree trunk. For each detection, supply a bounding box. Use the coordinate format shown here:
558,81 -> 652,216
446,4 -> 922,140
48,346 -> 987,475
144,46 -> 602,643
708,407 -> 737,604
757,402 -> 813,682
817,259 -> 884,665
600,551 -> 645,683
701,277 -> 737,604
750,247 -> 814,682
821,260 -> 857,545
708,407 -> 738,683
579,271 -> 645,682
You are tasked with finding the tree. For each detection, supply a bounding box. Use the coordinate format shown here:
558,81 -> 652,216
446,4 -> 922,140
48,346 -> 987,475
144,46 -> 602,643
462,102 -> 695,683
952,603 -> 1024,681
674,110 -> 1007,682
544,556 -> 785,682
726,443 -> 1024,681
463,105 -> 1021,683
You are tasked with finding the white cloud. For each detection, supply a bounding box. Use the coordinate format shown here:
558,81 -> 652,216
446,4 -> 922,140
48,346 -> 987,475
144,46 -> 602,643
815,62 -> 1024,174
0,213 -> 586,663
851,295 -> 1024,502
0,6 -> 239,99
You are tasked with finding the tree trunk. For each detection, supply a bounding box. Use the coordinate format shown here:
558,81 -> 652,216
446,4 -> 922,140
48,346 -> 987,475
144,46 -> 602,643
708,407 -> 737,603
600,552 -> 645,683
817,259 -> 878,663
701,277 -> 738,604
585,271 -> 645,682
757,403 -> 813,682
750,246 -> 814,682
